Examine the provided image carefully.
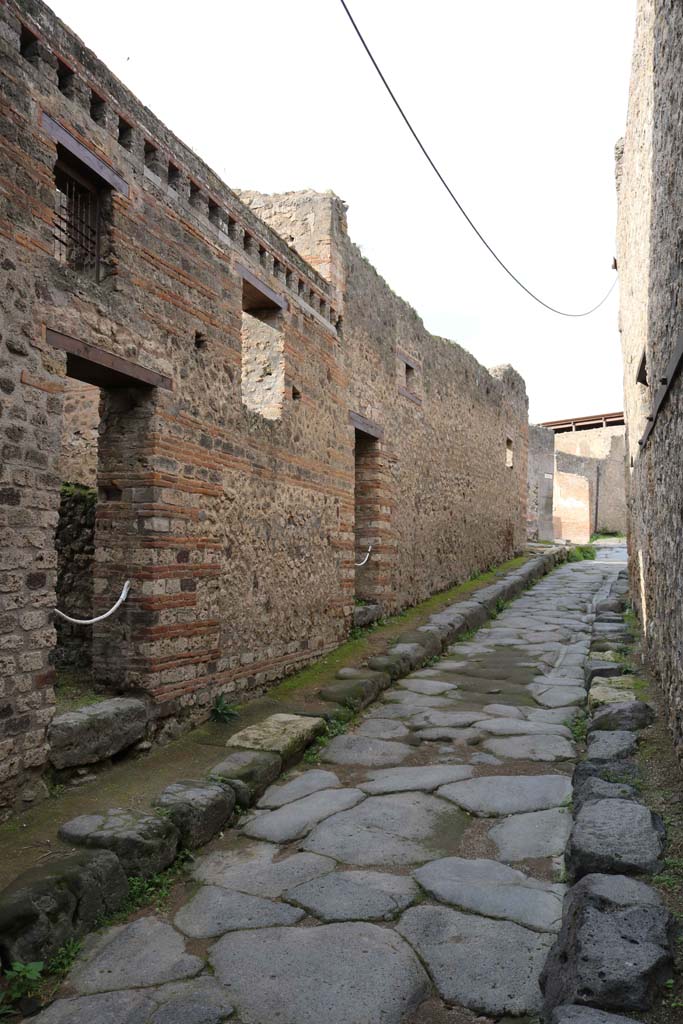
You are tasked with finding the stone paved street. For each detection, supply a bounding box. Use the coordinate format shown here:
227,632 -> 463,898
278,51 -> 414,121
35,549 -> 628,1024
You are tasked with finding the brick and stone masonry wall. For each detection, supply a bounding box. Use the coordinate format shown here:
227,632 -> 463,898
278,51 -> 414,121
617,0 -> 683,766
554,425 -> 627,534
0,0 -> 527,815
526,425 -> 555,541
239,190 -> 529,610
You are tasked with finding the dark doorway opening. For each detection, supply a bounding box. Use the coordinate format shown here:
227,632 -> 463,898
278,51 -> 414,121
354,428 -> 382,603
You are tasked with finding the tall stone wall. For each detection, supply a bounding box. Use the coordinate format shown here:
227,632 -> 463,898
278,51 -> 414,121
554,426 -> 627,534
239,191 -> 529,608
0,0 -> 527,815
552,471 -> 592,545
617,0 -> 683,765
59,379 -> 99,487
527,425 -> 555,541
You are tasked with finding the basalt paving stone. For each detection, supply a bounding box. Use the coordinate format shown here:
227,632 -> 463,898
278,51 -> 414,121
474,718 -> 573,739
481,703 -> 525,718
257,769 -> 340,809
397,905 -> 553,1016
174,884 -> 304,938
489,807 -> 572,862
359,764 -> 473,795
551,1009 -> 647,1024
566,799 -> 665,878
209,922 -> 430,1024
482,734 -> 576,762
353,718 -> 412,740
68,917 -> 203,994
414,856 -> 566,932
410,710 -> 488,729
319,735 -> 413,767
586,730 -> 638,762
437,775 -> 572,817
284,868 -> 418,921
241,788 -> 365,843
382,692 -> 456,709
193,840 -> 335,897
527,707 -> 580,724
398,679 -> 458,695
527,685 -> 586,708
31,978 -> 236,1024
302,791 -> 470,866
58,809 -> 178,879
415,727 -> 483,744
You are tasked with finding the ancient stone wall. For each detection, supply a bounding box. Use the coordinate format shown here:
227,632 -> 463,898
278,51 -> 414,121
239,191 -> 529,609
60,379 -> 99,487
527,425 -> 555,541
554,425 -> 627,534
617,0 -> 683,765
552,471 -> 592,544
0,0 -> 527,815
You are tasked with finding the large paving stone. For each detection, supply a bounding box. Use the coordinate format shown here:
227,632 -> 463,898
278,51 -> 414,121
438,774 -> 571,816
241,788 -> 365,842
69,917 -> 203,993
398,678 -> 457,695
257,769 -> 340,808
284,869 -> 417,921
415,726 -> 482,744
58,809 -> 178,879
0,851 -> 127,965
588,679 -> 637,708
359,764 -> 473,795
406,710 -> 485,729
566,799 -> 665,878
193,839 -> 335,896
482,734 -> 576,762
414,856 -> 565,932
482,703 -> 525,718
209,922 -> 430,1024
319,678 -> 379,709
302,791 -> 469,866
397,905 -> 553,1016
490,807 -> 572,861
33,977 -> 234,1024
174,884 -> 304,937
574,775 -> 639,811
474,717 -> 572,738
319,735 -> 411,767
353,718 -> 412,740
586,730 -> 637,761
541,873 -> 675,1013
382,691 -> 454,709
225,713 -> 325,762
528,684 -> 586,708
48,698 -> 147,770
153,781 -> 234,849
209,748 -> 282,805
551,1008 -> 647,1024
589,701 -> 655,732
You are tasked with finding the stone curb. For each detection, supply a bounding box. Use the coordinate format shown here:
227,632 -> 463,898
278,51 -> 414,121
541,566 -> 675,1023
0,547 -> 568,966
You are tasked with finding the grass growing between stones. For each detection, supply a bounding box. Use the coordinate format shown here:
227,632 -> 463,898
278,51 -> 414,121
269,553 -> 532,704
566,544 -> 597,562
53,668 -> 105,713
566,711 -> 588,744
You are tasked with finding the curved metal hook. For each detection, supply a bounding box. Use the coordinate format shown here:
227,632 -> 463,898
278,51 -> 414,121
355,545 -> 372,568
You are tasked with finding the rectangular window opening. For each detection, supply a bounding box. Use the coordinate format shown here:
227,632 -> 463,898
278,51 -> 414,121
354,428 -> 382,602
167,162 -> 180,190
20,24 -> 39,63
506,438 -> 514,468
240,279 -> 285,421
53,148 -> 110,281
117,117 -> 132,149
57,59 -> 75,96
405,363 -> 416,391
89,91 -> 106,125
144,141 -> 159,174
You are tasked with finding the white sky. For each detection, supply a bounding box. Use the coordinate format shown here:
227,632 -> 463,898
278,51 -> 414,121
49,0 -> 637,423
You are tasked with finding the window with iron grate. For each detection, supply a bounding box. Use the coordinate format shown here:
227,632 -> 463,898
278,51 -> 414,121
53,155 -> 109,281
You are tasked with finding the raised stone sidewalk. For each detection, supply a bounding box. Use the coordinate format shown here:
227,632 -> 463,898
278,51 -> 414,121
21,545 -> 676,1023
